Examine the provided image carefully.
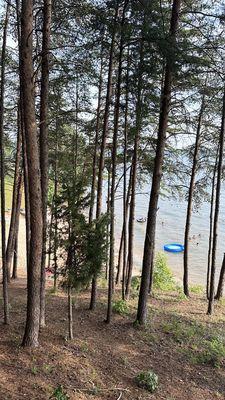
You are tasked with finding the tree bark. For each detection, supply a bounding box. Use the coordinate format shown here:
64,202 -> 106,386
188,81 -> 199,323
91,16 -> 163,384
40,0 -> 52,328
89,44 -> 104,224
6,103 -> 22,280
90,2 -> 119,310
207,84 -> 225,315
0,1 -> 10,325
106,0 -> 128,323
21,0 -> 43,347
11,173 -> 23,279
183,93 -> 205,296
215,253 -> 225,301
136,0 -> 181,325
125,38 -> 143,300
206,150 -> 218,299
16,0 -> 31,272
68,285 -> 73,340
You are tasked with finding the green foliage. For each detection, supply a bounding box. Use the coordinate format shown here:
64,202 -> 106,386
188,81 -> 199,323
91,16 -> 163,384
162,318 -> 203,344
153,253 -> 175,291
194,336 -> 225,368
162,316 -> 225,368
50,385 -> 69,400
135,370 -> 159,393
113,299 -> 129,316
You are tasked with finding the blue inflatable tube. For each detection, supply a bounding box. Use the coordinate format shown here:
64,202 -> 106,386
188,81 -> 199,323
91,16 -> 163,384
164,243 -> 184,253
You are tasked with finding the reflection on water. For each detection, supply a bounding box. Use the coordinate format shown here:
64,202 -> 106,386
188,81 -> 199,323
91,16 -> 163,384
109,183 -> 225,286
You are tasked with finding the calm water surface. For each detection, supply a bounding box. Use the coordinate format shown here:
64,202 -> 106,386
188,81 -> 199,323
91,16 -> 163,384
106,182 -> 225,286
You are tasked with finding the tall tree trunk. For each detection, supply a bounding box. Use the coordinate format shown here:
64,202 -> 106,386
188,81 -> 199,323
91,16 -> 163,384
125,38 -> 143,300
40,0 -> 52,328
116,48 -> 130,287
215,253 -> 225,301
136,0 -> 181,325
53,135 -> 58,292
21,0 -> 43,347
106,0 -> 128,324
0,1 -> 10,325
90,2 -> 119,310
207,84 -> 225,315
11,173 -> 23,279
47,198 -> 54,270
105,164 -> 111,280
16,0 -> 31,272
89,45 -> 104,224
206,151 -> 218,299
183,93 -> 205,296
6,103 -> 22,280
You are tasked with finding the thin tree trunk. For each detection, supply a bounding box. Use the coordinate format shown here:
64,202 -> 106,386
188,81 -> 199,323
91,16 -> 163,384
0,1 -> 10,325
12,228 -> 19,280
116,48 -> 130,287
136,0 -> 181,325
40,0 -> 52,328
105,165 -> 111,280
215,253 -> 225,300
89,45 -> 104,224
11,173 -> 23,279
125,38 -> 143,300
90,2 -> 119,310
6,103 -> 22,280
207,84 -> 225,315
68,285 -> 73,340
21,0 -> 43,347
53,136 -> 58,292
47,198 -> 54,270
206,150 -> 218,299
183,93 -> 205,296
16,0 -> 31,271
106,0 -> 128,324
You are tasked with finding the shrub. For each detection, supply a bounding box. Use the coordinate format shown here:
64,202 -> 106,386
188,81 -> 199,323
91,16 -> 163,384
135,370 -> 159,393
198,336 -> 225,368
50,385 -> 69,400
153,253 -> 175,291
112,299 -> 129,315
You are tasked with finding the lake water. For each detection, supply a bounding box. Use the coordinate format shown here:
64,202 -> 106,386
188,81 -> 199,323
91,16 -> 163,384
107,182 -> 225,286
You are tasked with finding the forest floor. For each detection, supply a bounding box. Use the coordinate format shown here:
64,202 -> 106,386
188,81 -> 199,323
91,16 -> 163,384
0,278 -> 225,400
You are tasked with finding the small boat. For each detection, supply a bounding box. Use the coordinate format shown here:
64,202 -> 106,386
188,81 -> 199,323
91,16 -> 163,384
164,243 -> 184,253
136,217 -> 146,223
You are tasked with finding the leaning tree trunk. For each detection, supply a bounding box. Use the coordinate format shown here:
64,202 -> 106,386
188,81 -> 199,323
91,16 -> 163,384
21,0 -> 43,347
207,83 -> 225,315
106,0 -> 129,324
206,149 -> 218,299
11,173 -> 23,279
0,1 -> 10,325
116,48 -> 130,287
136,0 -> 181,325
215,253 -> 225,301
89,44 -> 104,225
125,38 -> 143,300
6,103 -> 22,280
90,2 -> 119,310
183,93 -> 205,296
40,0 -> 52,328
